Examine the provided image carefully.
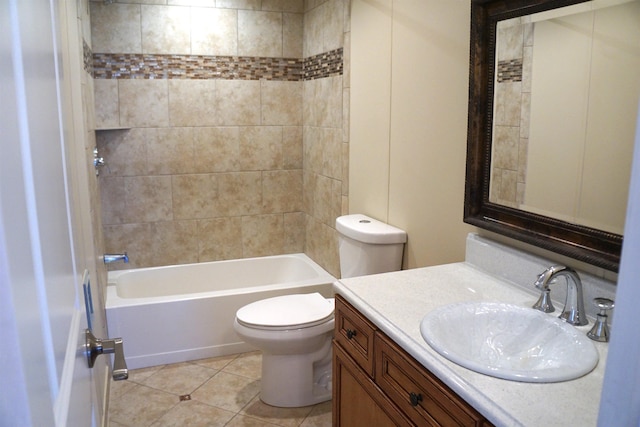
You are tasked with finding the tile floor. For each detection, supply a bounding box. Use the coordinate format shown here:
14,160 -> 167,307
108,351 -> 332,427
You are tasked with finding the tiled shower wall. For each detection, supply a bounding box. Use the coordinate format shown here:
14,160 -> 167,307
92,0 -> 348,276
490,17 -> 532,208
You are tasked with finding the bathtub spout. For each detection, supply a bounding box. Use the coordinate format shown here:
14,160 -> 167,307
104,253 -> 129,264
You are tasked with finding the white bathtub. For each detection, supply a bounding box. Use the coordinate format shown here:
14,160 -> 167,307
106,253 -> 336,369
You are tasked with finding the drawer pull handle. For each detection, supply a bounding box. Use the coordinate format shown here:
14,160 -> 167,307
346,329 -> 357,339
409,392 -> 423,407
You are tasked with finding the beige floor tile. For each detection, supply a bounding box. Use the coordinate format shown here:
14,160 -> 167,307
222,351 -> 262,379
240,396 -> 315,427
300,400 -> 332,427
225,414 -> 283,427
191,353 -> 239,370
109,384 -> 178,426
150,400 -> 236,427
110,378 -> 137,400
142,362 -> 217,396
127,364 -> 166,384
191,371 -> 261,412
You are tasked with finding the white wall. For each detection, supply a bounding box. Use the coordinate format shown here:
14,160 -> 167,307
350,0 -> 474,269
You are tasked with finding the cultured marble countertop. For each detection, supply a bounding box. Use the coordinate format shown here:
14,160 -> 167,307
333,262 -> 609,427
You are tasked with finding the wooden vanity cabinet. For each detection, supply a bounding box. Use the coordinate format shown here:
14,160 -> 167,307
333,295 -> 492,427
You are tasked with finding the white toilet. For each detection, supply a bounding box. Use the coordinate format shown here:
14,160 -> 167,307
233,214 -> 407,407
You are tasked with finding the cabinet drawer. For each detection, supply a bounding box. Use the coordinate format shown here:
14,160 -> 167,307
335,295 -> 377,377
375,333 -> 490,427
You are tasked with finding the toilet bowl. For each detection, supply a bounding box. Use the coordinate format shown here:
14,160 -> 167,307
233,214 -> 407,408
233,293 -> 335,407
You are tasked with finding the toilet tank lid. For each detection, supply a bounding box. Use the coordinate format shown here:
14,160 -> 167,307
336,214 -> 407,244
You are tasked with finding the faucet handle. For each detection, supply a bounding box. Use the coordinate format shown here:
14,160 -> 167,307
587,298 -> 614,342
532,288 -> 555,313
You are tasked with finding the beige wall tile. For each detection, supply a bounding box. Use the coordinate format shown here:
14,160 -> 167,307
342,87 -> 349,141
318,76 -> 343,127
283,12 -> 303,57
172,174 -> 219,219
492,126 -> 519,170
284,211 -> 305,253
321,127 -> 341,180
100,176 -> 126,225
216,80 -> 261,125
94,79 -> 119,128
261,81 -> 302,126
263,0 -> 304,13
341,141 -> 348,195
94,0 -> 349,270
217,172 -> 263,215
103,223 -> 155,270
119,79 -> 169,127
312,174 -> 332,225
304,216 -> 339,277
282,126 -> 303,169
242,214 -> 284,257
262,169 -> 302,213
303,3 -> 323,57
141,4 -> 191,54
97,128 -> 149,176
215,0 -> 261,10
302,170 -> 316,214
238,10 -> 283,57
169,80 -> 217,126
124,175 -> 173,222
191,7 -> 238,56
90,3 -> 142,53
303,126 -> 322,174
197,217 -> 243,261
151,220 -> 199,265
494,81 -> 522,127
193,126 -> 240,172
239,126 -> 283,170
147,127 -> 195,174
324,0 -> 344,52
169,0 -> 217,6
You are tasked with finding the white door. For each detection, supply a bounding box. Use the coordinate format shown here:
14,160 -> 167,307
1,0 -> 97,425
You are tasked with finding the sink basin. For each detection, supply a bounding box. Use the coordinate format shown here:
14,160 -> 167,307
420,302 -> 599,382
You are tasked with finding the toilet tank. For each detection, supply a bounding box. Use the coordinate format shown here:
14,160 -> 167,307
336,214 -> 407,278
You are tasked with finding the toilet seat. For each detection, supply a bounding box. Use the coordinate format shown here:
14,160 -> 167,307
236,293 -> 334,331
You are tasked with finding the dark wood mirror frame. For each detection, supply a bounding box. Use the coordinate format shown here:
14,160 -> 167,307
464,0 -> 623,272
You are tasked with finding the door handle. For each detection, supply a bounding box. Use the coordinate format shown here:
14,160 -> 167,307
85,329 -> 129,381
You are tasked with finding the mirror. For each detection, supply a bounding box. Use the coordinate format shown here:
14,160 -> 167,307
465,0 -> 640,271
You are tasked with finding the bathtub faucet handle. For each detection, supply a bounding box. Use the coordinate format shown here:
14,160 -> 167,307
104,253 -> 129,264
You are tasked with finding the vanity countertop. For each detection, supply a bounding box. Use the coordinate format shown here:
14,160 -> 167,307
333,262 -> 608,427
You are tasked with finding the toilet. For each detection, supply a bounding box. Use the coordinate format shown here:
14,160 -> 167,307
233,214 -> 407,407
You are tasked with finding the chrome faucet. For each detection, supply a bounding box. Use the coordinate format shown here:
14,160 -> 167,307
104,253 -> 129,264
532,265 -> 588,326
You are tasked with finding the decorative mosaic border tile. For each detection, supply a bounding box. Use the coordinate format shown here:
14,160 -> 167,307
83,39 -> 94,75
92,48 -> 343,81
497,59 -> 523,83
303,48 -> 343,80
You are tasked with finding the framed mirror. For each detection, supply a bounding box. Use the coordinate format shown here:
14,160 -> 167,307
465,0 -> 640,271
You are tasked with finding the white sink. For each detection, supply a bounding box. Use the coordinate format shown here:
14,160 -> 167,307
420,302 -> 599,382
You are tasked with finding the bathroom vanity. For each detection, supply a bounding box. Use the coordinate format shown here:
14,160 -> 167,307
331,234 -> 614,426
333,294 -> 490,426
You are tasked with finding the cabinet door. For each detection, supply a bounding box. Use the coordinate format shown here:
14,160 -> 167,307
335,295 -> 377,376
375,333 -> 490,427
333,342 -> 412,427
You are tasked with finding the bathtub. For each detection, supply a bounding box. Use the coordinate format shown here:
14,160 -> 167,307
106,253 -> 336,369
